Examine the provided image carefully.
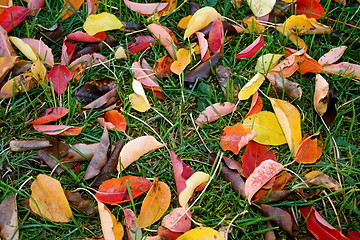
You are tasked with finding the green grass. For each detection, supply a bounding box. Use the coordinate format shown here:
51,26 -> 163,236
0,0 -> 359,239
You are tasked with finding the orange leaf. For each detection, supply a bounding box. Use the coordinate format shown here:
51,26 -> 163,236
285,47 -> 323,74
245,91 -> 263,118
296,0 -> 325,19
137,178 -> 171,228
27,107 -> 68,125
98,201 -> 124,240
295,133 -> 322,164
98,110 -> 126,132
61,0 -> 84,20
33,125 -> 82,136
220,123 -> 257,154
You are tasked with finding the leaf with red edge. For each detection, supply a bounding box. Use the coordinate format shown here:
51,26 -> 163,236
124,0 -> 168,16
241,141 -> 276,178
300,205 -> 349,240
236,35 -> 265,59
0,6 -> 29,32
245,91 -> 263,118
98,110 -> 126,132
128,35 -> 154,54
67,31 -> 106,42
196,102 -> 236,126
295,132 -> 322,164
21,38 -> 54,66
27,107 -> 69,125
27,0 -> 45,16
96,176 -> 152,204
296,0 -> 325,19
208,18 -> 223,54
33,125 -> 82,136
245,160 -> 283,203
47,65 -> 73,96
170,151 -> 194,196
220,123 -> 257,154
61,38 -> 77,65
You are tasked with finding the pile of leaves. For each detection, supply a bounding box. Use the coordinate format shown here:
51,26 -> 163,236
0,0 -> 359,239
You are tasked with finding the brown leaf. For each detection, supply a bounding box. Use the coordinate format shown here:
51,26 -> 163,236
261,204 -> 293,235
10,140 -> 52,152
0,195 -> 19,240
84,127 -> 110,180
0,73 -> 37,99
83,88 -> 119,110
305,171 -> 341,191
64,190 -> 96,216
256,190 -> 293,204
215,65 -> 239,100
60,143 -> 100,163
267,73 -> 302,101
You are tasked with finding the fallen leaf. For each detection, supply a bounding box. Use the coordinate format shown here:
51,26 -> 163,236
131,61 -> 160,91
247,0 -> 275,17
47,65 -> 73,96
177,227 -> 224,240
215,65 -> 239,100
83,12 -> 123,35
123,208 -> 142,240
236,35 -> 265,59
148,23 -> 177,60
61,38 -> 76,65
98,110 -> 126,132
241,141 -> 276,178
0,73 -> 37,99
118,136 -> 164,171
67,31 -> 107,42
242,111 -> 287,146
195,32 -> 210,61
129,80 -> 151,112
245,91 -> 263,118
178,15 -> 192,29
70,53 -> 108,81
296,0 -> 325,19
124,0 -> 168,16
220,123 -> 257,154
137,178 -> 171,228
96,176 -> 152,204
170,48 -> 191,75
27,0 -> 45,16
184,6 -> 222,38
255,54 -> 283,74
29,174 -> 73,222
295,132 -> 322,164
60,142 -> 99,163
0,6 -> 29,32
114,46 -> 127,60
241,16 -> 266,34
84,127 -> 110,180
269,98 -> 302,153
161,208 -> 191,233
127,35 -> 155,54
323,62 -> 360,79
9,36 -> 37,62
33,125 -> 82,136
98,201 -> 124,240
64,190 -> 96,216
158,226 -> 183,239
61,0 -> 84,20
305,171 -> 341,191
0,195 -> 19,240
30,59 -> 47,82
318,46 -> 347,66
0,26 -> 16,57
179,171 -> 210,207
208,18 -> 224,53
278,14 -> 332,35
284,47 -> 323,74
238,72 -> 265,100
0,56 -> 17,82
245,160 -> 283,203
21,38 -> 54,66
170,151 -> 194,196
266,74 -> 302,101
196,102 -> 236,126
27,107 -> 68,125
260,204 -> 293,235
83,88 -> 119,110
10,140 -> 52,152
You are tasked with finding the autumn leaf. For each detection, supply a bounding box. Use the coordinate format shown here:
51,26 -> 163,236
305,171 -> 341,191
137,178 -> 171,228
47,65 -> 73,96
196,102 -> 236,126
27,107 -> 69,125
245,160 -> 284,203
236,35 -> 265,59
238,72 -> 265,100
195,32 -> 210,61
0,56 -> 17,81
318,46 -> 347,66
95,176 -> 152,204
0,73 -> 37,99
255,53 -> 283,74
129,80 -> 151,112
260,204 -> 293,235
148,23 -> 177,60
67,31 -> 107,42
170,48 -> 191,75
21,38 -> 54,66
61,0 -> 84,20
29,174 -> 73,222
208,18 -> 224,53
127,35 -> 155,54
295,132 -> 322,164
177,227 -> 224,240
124,0 -> 168,16
98,110 -> 126,132
241,16 -> 265,33
64,190 -> 96,216
247,0 -> 275,17
220,123 -> 257,154
10,140 -> 52,152
131,60 -> 161,91
98,201 -> 124,240
161,208 -> 191,233
83,12 -> 123,35
323,62 -> 360,79
245,91 -> 263,118
170,151 -> 194,196
0,195 -> 19,240
179,172 -> 210,207
117,136 -> 164,172
0,6 -> 29,32
296,0 -> 325,19
33,125 -> 82,136
0,25 -> 16,57
9,36 -> 38,62
123,208 -> 142,240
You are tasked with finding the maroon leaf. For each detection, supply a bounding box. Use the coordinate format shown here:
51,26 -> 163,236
208,18 -> 224,54
0,6 -> 29,32
27,107 -> 68,125
236,35 -> 265,59
260,204 -> 293,235
67,31 -> 107,42
47,65 -> 72,96
128,35 -> 155,53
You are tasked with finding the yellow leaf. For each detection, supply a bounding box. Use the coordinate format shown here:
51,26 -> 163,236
247,0 -> 275,17
179,172 -> 209,207
255,54 -> 283,74
314,74 -> 329,116
177,227 -> 224,240
117,136 -> 164,172
178,15 -> 192,29
83,12 -> 124,35
170,48 -> 191,75
278,15 -> 332,35
115,46 -> 127,60
242,16 -> 266,33
29,174 -> 73,222
136,178 -> 171,228
9,36 -> 37,62
243,111 -> 287,145
98,201 -> 124,240
269,98 -> 302,153
129,80 -> 151,112
238,72 -> 265,100
31,59 -> 47,83
184,7 -> 221,39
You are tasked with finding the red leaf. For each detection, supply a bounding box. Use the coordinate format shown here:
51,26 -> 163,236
27,107 -> 69,125
61,38 -> 77,65
0,6 -> 29,32
170,151 -> 194,196
47,65 -> 73,96
124,0 -> 168,16
33,125 -> 82,136
245,91 -> 263,118
300,205 -> 349,240
208,18 -> 224,54
158,226 -> 183,239
296,0 -> 325,19
236,35 -> 265,59
295,133 -> 322,164
348,232 -> 360,240
67,31 -> 107,42
128,35 -> 155,54
95,176 -> 153,204
241,141 -> 276,178
220,123 -> 257,154
98,110 -> 126,132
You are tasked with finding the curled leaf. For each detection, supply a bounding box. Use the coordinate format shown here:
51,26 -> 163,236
184,7 -> 222,38
10,140 -> 52,152
98,201 -> 124,240
98,110 -> 126,132
196,102 -> 236,126
179,172 -> 210,207
305,171 -> 341,191
236,35 -> 265,59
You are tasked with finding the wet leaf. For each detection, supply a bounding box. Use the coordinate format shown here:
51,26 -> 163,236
295,132 -> 322,164
177,227 -> 224,240
245,160 -> 283,203
0,6 -> 29,32
27,107 -> 68,125
118,136 -> 164,171
220,123 -> 257,154
236,35 -> 265,59
33,125 -> 82,136
67,31 -> 107,42
98,201 -> 124,240
96,176 -> 152,204
47,65 -> 72,96
136,178 -> 171,228
179,172 -> 210,207
29,174 -> 73,222
196,102 -> 236,126
98,110 -> 126,132
238,72 -> 265,100
170,48 -> 191,75
184,7 -> 222,38
10,140 -> 52,152
83,12 -> 123,35
161,208 -> 191,233
305,171 -> 341,191
158,226 -> 183,239
260,204 -> 293,235
0,195 -> 19,240
61,0 -> 84,20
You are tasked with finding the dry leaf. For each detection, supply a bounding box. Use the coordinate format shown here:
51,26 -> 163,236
0,195 -> 19,240
148,23 -> 177,60
179,172 -> 210,207
33,125 -> 82,136
318,46 -> 347,66
184,7 -> 222,38
247,0 -> 276,17
29,174 -> 73,222
64,190 -> 96,216
220,123 -> 257,154
323,62 -> 360,79
129,80 -> 151,112
196,102 -> 236,125
295,132 -> 322,164
255,54 -> 283,74
260,204 -> 293,235
0,25 -> 16,57
0,73 -> 37,99
137,178 -> 171,228
98,201 -> 124,240
161,208 -> 191,233
10,140 -> 52,152
305,171 -> 341,191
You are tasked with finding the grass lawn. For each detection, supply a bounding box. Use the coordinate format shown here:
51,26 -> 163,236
0,0 -> 359,239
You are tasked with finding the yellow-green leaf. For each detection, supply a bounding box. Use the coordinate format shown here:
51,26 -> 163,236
177,227 -> 224,240
243,111 -> 287,145
238,72 -> 265,100
83,12 -> 124,35
184,7 -> 221,38
179,172 -> 209,207
269,98 -> 302,153
247,0 -> 276,17
255,54 -> 283,74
